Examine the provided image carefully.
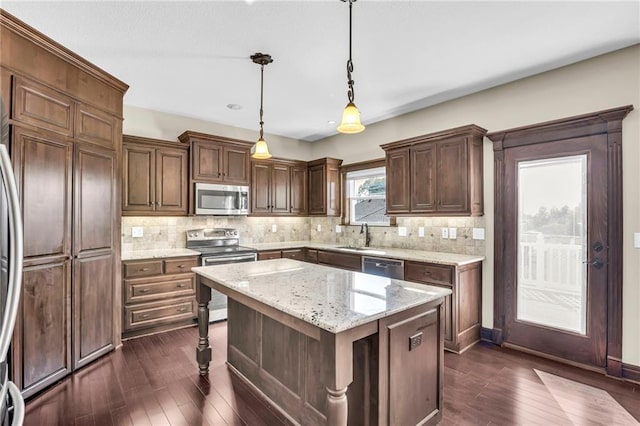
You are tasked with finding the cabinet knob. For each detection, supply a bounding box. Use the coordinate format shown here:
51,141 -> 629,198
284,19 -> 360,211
217,172 -> 221,177
148,201 -> 153,206
222,172 -> 226,177
176,283 -> 186,288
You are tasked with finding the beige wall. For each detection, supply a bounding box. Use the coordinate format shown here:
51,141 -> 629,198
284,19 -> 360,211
123,105 -> 313,160
122,45 -> 640,366
310,45 -> 640,366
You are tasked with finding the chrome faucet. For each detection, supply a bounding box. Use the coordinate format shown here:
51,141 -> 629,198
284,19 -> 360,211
360,223 -> 370,247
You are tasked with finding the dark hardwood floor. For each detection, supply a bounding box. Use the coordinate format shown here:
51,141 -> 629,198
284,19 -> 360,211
23,323 -> 640,425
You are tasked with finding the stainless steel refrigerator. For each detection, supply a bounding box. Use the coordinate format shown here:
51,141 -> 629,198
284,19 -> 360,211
0,97 -> 25,425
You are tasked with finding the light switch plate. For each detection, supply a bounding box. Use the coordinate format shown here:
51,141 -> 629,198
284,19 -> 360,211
473,228 -> 485,240
398,226 -> 407,237
335,225 -> 342,233
441,228 -> 449,239
316,224 -> 322,232
131,227 -> 143,238
271,224 -> 277,233
449,227 -> 457,239
418,227 -> 425,237
634,232 -> 640,248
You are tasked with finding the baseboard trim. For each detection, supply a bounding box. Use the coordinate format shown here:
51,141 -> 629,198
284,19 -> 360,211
622,362 -> 640,384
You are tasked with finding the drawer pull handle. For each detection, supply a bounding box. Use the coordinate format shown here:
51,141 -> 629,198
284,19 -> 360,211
177,307 -> 188,313
424,271 -> 432,275
141,314 -> 150,319
177,265 -> 185,269
176,283 -> 186,288
139,289 -> 150,293
140,267 -> 150,272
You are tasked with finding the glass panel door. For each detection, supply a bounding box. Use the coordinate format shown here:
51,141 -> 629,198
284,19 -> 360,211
516,155 -> 587,334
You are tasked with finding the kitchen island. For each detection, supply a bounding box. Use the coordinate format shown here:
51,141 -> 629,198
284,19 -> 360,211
193,259 -> 452,426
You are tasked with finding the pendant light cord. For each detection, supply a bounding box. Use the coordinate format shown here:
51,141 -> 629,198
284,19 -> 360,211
346,0 -> 355,103
259,63 -> 265,139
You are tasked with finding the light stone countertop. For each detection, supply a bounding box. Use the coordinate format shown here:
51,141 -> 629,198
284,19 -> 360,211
193,258 -> 452,334
245,241 -> 484,266
121,248 -> 201,261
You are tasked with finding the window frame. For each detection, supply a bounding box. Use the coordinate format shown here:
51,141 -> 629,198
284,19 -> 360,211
340,158 -> 396,226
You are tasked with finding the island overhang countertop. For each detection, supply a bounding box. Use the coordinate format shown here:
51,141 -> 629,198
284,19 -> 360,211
192,258 -> 452,334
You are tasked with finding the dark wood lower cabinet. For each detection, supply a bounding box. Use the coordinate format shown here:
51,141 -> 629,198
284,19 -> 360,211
15,261 -> 72,398
73,254 -> 114,369
405,260 -> 482,353
317,249 -> 362,271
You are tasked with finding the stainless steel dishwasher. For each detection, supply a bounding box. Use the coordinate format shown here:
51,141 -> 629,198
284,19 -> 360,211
362,256 -> 405,279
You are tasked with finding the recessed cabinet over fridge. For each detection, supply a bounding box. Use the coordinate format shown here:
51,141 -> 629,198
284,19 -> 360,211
381,124 -> 486,216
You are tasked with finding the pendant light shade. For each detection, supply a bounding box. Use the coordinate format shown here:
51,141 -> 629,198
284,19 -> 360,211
251,52 -> 273,159
337,102 -> 364,134
337,0 -> 365,134
252,137 -> 271,159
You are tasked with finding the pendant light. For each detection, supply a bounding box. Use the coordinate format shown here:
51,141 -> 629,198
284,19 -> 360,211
251,52 -> 273,159
337,0 -> 365,134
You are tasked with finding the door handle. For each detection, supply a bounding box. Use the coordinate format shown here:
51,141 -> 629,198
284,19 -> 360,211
582,257 -> 604,269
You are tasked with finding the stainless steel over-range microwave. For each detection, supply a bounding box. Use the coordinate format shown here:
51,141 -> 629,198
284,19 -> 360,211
194,183 -> 249,215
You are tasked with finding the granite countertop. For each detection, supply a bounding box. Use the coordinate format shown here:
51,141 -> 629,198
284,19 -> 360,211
193,258 -> 452,333
121,248 -> 201,261
245,241 -> 484,266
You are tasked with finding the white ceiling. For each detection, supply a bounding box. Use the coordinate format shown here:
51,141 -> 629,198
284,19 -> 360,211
2,1 -> 639,142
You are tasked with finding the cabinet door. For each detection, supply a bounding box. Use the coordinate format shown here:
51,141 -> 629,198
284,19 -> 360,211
156,148 -> 188,214
290,164 -> 307,215
12,127 -> 72,263
251,162 -> 272,214
73,254 -> 114,369
223,145 -> 250,184
411,144 -> 437,213
14,261 -> 72,397
436,137 -> 468,213
192,141 -> 223,181
386,148 -> 410,214
75,103 -> 117,150
326,161 -> 340,216
74,144 -> 116,257
308,164 -> 325,215
122,144 -> 155,213
282,249 -> 303,260
271,163 -> 290,214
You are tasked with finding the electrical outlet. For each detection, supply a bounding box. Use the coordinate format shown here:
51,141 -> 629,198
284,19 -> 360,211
634,232 -> 640,248
271,224 -> 277,233
472,227 -> 485,240
441,228 -> 449,239
398,226 -> 407,237
449,227 -> 457,239
316,224 -> 322,232
418,227 -> 425,237
131,227 -> 144,238
335,225 -> 342,233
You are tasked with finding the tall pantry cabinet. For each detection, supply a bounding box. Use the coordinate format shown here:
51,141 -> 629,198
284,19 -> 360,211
1,11 -> 128,397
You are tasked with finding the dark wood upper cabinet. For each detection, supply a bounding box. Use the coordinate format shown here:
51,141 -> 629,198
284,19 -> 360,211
75,102 -> 118,150
307,158 -> 342,216
381,124 -> 486,216
12,127 -> 73,263
122,135 -> 188,216
178,131 -> 252,186
250,158 -> 306,216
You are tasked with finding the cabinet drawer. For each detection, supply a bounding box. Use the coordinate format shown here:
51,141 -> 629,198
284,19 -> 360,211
124,275 -> 195,304
317,250 -> 361,271
124,298 -> 196,331
405,261 -> 453,285
164,257 -> 198,275
305,249 -> 318,263
123,260 -> 163,278
258,250 -> 282,261
282,249 -> 303,260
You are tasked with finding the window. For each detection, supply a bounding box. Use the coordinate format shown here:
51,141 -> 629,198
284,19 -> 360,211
345,166 -> 391,226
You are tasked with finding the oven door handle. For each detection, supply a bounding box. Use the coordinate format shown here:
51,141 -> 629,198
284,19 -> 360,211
203,255 -> 256,264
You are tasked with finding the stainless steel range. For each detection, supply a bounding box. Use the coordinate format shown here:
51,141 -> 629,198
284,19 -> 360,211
186,228 -> 257,321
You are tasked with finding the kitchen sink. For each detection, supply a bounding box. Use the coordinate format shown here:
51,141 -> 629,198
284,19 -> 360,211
335,246 -> 387,255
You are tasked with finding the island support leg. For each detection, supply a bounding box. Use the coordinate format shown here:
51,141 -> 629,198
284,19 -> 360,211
321,331 -> 353,426
196,280 -> 212,375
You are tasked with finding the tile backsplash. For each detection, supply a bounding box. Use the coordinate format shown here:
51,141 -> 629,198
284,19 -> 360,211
122,216 -> 485,256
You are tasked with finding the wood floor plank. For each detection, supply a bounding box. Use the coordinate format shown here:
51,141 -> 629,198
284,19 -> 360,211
22,324 -> 640,426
